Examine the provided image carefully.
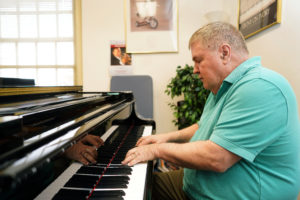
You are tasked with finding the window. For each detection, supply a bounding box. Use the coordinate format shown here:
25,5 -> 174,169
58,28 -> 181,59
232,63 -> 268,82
0,0 -> 81,86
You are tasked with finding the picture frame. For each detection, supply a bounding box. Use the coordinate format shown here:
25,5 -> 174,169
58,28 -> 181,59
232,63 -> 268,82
124,0 -> 178,53
238,0 -> 282,39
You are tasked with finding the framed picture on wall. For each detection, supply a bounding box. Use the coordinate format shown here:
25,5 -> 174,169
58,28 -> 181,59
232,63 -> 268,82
125,0 -> 178,53
238,0 -> 282,39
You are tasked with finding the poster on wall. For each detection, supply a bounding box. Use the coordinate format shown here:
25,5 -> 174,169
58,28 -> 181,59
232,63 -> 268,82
238,0 -> 281,39
110,40 -> 133,76
125,0 -> 178,53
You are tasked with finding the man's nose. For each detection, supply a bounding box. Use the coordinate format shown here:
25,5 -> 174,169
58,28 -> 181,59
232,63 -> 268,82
193,64 -> 199,74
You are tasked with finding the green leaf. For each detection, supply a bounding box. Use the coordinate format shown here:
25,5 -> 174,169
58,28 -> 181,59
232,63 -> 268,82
165,64 -> 209,128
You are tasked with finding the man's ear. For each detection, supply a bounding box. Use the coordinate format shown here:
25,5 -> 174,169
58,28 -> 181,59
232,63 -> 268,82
219,43 -> 231,63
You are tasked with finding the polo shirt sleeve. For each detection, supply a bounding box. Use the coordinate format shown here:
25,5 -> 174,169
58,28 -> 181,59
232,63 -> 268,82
210,79 -> 288,162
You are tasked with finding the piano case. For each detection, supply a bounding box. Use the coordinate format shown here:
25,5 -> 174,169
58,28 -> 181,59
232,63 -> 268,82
0,85 -> 155,200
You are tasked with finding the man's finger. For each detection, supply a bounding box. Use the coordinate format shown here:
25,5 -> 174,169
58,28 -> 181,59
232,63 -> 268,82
84,135 -> 103,147
86,147 -> 97,158
79,154 -> 89,165
122,152 -> 136,165
82,150 -> 97,164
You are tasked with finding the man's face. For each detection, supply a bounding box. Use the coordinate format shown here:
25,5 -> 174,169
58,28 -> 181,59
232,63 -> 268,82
113,48 -> 121,58
191,41 -> 224,94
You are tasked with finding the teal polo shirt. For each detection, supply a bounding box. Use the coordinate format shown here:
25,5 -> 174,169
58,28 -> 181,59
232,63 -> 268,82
183,57 -> 300,200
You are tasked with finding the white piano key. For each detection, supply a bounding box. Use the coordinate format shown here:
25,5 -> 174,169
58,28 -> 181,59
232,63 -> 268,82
142,125 -> 152,137
123,125 -> 152,200
123,162 -> 148,200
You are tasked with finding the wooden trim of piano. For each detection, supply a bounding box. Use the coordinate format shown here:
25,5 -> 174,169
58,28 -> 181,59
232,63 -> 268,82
0,86 -> 83,96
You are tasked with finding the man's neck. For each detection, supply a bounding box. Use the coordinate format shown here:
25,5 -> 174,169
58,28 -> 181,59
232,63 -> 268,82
212,54 -> 249,94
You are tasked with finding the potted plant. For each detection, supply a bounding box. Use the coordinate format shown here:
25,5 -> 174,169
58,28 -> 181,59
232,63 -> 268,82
165,64 -> 210,129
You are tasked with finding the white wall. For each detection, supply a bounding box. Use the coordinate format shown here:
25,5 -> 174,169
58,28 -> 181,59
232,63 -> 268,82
82,0 -> 300,134
244,0 -> 300,116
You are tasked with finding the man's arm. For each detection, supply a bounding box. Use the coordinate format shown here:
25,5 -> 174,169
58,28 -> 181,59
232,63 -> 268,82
157,140 -> 241,172
137,123 -> 199,146
167,123 -> 199,143
122,139 -> 241,172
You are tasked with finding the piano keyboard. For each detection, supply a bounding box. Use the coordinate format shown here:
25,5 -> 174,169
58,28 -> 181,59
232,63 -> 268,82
35,125 -> 153,200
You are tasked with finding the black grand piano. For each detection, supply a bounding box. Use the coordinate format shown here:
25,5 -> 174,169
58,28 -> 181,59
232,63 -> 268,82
0,78 -> 155,200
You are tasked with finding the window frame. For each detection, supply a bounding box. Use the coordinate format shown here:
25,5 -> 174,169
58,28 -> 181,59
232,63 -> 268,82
0,0 -> 82,86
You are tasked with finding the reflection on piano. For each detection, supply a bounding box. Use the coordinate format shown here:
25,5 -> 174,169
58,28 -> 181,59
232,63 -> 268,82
0,84 -> 155,200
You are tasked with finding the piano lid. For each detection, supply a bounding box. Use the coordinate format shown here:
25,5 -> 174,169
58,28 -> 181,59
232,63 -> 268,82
0,88 -> 134,151
0,88 -> 136,194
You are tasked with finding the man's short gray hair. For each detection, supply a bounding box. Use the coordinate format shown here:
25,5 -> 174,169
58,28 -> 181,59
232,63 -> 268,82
189,22 -> 248,54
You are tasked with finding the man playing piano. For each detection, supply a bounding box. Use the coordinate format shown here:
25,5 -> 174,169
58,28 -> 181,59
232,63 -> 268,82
122,22 -> 300,200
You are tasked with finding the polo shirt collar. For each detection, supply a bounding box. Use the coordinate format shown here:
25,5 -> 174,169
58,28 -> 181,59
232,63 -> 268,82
214,56 -> 261,102
224,56 -> 261,84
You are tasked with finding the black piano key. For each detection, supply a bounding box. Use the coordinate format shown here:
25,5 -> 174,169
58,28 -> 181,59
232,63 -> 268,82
52,188 -> 125,200
96,126 -> 145,164
97,176 -> 130,183
88,198 -> 123,200
77,166 -> 132,175
64,175 -> 130,189
88,197 -> 124,200
97,158 -> 112,164
53,125 -> 146,198
92,190 -> 125,197
96,182 -> 128,189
